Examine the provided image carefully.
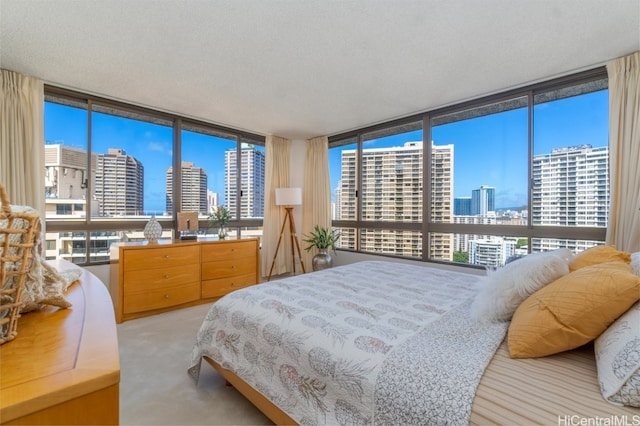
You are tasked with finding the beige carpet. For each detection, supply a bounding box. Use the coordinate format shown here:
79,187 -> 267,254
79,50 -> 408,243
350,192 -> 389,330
117,303 -> 273,425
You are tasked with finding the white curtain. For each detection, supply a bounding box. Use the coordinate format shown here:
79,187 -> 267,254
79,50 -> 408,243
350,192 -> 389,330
261,135 -> 291,278
301,136 -> 331,269
606,52 -> 640,253
0,69 -> 45,215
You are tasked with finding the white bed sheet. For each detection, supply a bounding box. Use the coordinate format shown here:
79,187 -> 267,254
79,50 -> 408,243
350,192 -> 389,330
189,260 -> 507,425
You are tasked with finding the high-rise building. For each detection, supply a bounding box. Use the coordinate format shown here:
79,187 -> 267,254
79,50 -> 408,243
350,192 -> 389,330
207,190 -> 220,213
44,143 -> 93,216
166,162 -> 208,214
469,237 -> 516,267
452,214 -> 497,253
360,141 -> 423,222
337,141 -> 453,260
225,144 -> 265,218
44,144 -> 117,263
532,144 -> 609,251
471,185 -> 495,216
333,182 -> 342,221
430,143 -> 454,261
454,196 -> 472,215
95,148 -> 144,216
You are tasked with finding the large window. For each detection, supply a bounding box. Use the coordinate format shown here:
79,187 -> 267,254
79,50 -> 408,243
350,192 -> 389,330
91,106 -> 173,219
330,69 -> 609,267
531,80 -> 609,252
429,96 -> 529,264
44,88 -> 265,265
329,122 -> 424,257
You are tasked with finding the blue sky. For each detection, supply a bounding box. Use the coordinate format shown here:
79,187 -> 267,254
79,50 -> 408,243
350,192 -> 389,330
45,90 -> 607,212
45,105 -> 239,213
328,89 -> 608,209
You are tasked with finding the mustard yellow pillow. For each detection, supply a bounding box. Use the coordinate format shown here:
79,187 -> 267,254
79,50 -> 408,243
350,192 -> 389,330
508,261 -> 640,358
569,245 -> 631,272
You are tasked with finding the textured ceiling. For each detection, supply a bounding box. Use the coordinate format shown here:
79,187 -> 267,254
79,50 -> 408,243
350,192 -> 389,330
1,0 -> 639,139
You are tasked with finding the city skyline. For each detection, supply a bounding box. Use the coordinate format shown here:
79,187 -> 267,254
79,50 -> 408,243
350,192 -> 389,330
45,89 -> 608,213
329,89 -> 608,209
44,117 -> 609,267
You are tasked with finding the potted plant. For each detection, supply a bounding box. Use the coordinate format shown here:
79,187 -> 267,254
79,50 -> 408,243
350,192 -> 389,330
208,206 -> 230,240
302,225 -> 341,271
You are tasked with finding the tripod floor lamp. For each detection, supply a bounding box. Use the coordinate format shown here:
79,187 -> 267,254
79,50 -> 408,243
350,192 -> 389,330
267,187 -> 306,281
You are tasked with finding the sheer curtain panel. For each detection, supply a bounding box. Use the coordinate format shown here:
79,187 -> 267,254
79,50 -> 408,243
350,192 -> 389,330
301,136 -> 331,269
262,135 -> 292,277
0,70 -> 45,214
606,52 -> 640,253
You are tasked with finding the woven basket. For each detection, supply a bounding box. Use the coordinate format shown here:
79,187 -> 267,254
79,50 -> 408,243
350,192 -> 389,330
0,184 -> 40,344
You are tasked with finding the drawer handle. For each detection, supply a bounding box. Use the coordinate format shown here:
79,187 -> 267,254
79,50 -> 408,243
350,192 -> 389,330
231,282 -> 235,287
164,274 -> 170,279
231,248 -> 237,252
164,294 -> 170,299
164,255 -> 170,259
231,265 -> 237,270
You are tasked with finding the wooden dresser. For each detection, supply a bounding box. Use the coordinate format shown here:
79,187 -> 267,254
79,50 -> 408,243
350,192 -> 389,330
0,259 -> 120,425
201,240 -> 259,299
110,238 -> 260,323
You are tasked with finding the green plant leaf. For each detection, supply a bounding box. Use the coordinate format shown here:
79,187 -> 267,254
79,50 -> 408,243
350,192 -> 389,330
302,225 -> 341,252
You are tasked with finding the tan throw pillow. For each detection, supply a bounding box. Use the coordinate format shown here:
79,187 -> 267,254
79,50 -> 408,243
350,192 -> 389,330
508,261 -> 640,359
569,245 -> 631,272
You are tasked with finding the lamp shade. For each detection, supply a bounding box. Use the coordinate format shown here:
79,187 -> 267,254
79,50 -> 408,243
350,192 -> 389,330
275,187 -> 302,206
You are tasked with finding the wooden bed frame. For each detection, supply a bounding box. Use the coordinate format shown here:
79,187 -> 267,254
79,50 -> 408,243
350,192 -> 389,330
204,356 -> 296,425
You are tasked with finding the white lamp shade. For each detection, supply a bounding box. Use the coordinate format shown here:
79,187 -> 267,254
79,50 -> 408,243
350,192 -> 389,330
275,187 -> 302,206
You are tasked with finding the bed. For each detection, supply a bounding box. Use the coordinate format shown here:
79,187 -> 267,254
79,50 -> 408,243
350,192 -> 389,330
188,260 -> 640,425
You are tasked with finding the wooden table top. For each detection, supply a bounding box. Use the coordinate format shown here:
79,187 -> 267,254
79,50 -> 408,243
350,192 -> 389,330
0,259 -> 120,423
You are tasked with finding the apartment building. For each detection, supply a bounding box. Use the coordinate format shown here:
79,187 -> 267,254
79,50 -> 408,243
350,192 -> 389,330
472,185 -> 496,216
469,237 -> 517,267
94,148 -> 144,216
337,142 -> 453,260
44,143 -> 92,217
532,144 -> 609,252
224,144 -> 265,218
166,162 -> 208,214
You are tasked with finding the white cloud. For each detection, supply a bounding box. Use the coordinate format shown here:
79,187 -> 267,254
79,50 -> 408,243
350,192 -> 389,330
147,141 -> 165,152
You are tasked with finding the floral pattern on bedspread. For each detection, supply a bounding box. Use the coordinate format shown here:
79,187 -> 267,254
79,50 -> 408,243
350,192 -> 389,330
188,261 -> 498,425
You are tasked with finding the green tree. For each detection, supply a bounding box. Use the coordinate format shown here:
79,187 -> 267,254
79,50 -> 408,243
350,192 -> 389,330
516,238 -> 528,248
453,251 -> 469,263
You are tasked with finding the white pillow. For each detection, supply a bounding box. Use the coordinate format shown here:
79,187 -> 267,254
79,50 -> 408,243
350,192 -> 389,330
631,252 -> 640,276
595,301 -> 640,407
470,248 -> 573,323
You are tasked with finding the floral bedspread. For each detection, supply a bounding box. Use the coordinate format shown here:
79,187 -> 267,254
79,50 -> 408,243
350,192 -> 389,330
188,260 -> 507,425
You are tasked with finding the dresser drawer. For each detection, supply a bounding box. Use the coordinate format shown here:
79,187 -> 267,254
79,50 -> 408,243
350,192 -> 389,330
202,273 -> 257,299
123,281 -> 200,314
202,257 -> 256,280
123,264 -> 200,291
201,240 -> 257,262
111,238 -> 259,323
123,245 -> 199,271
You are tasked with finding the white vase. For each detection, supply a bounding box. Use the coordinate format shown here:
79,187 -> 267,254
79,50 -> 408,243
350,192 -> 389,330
143,215 -> 162,243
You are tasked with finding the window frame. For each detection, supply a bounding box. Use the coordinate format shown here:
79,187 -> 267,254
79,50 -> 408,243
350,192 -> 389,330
329,67 -> 608,267
44,86 -> 265,266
